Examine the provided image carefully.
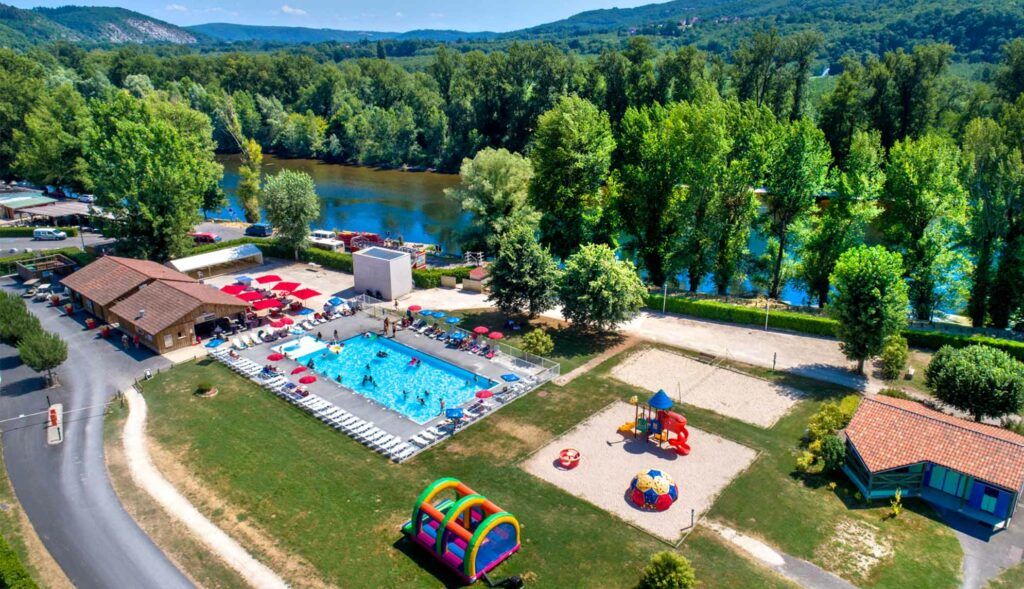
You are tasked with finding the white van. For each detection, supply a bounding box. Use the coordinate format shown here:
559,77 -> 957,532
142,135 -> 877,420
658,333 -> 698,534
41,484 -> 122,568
310,230 -> 336,240
309,230 -> 345,252
33,228 -> 68,241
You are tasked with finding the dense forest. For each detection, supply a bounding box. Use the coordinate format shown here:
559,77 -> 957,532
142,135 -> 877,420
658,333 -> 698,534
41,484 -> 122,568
3,27 -> 1024,328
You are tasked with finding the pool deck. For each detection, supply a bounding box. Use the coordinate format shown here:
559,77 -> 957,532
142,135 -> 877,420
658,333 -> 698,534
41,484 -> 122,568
233,313 -> 532,440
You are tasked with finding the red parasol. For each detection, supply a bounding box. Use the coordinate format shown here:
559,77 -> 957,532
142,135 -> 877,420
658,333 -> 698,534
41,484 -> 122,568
237,291 -> 264,302
299,375 -> 316,384
408,305 -> 423,312
267,353 -> 284,361
252,299 -> 283,311
488,331 -> 504,340
476,389 -> 493,399
473,326 -> 490,335
290,366 -> 308,375
221,284 -> 246,295
290,288 -> 321,300
280,317 -> 294,325
272,281 -> 301,292
270,320 -> 285,328
255,275 -> 281,284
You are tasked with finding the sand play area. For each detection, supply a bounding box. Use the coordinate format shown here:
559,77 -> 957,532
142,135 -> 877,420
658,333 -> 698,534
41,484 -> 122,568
611,348 -> 802,428
521,402 -> 757,542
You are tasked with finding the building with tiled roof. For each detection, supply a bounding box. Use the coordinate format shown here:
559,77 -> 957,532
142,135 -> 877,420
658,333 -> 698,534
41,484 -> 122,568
108,280 -> 248,354
843,395 -> 1024,530
61,256 -> 195,322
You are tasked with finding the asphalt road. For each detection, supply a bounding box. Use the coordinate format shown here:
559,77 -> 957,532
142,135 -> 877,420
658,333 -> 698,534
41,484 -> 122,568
0,232 -> 110,254
0,281 -> 192,589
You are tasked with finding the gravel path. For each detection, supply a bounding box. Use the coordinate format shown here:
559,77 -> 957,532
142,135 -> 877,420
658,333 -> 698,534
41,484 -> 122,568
123,388 -> 288,589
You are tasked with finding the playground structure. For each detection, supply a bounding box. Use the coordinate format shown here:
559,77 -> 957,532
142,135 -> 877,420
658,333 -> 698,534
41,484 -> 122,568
628,469 -> 679,511
617,391 -> 691,455
402,477 -> 521,584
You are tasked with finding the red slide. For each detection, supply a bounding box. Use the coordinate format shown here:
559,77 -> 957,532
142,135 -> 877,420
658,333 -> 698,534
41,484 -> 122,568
659,411 -> 691,455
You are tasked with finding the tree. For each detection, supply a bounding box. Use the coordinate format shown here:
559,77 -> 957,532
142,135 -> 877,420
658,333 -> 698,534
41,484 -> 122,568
218,95 -> 263,223
797,130 -> 884,307
995,39 -> 1024,102
0,292 -> 40,345
829,246 -> 909,374
881,335 -> 909,380
990,99 -> 1024,328
445,148 -> 538,253
880,134 -> 966,320
763,118 -> 832,299
638,551 -> 696,589
260,170 -> 320,260
558,244 -> 646,331
616,103 -> 688,286
0,49 -> 44,179
820,435 -> 846,473
529,95 -> 616,259
926,345 -> 1024,421
962,118 -> 1012,326
86,91 -> 222,261
487,225 -> 560,318
13,83 -> 92,192
17,331 -> 67,387
520,329 -> 554,357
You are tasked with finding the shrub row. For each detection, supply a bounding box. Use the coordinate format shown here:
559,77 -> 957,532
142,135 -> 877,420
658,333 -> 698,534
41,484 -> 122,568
412,266 -> 473,289
646,294 -> 837,336
0,248 -> 94,276
0,227 -> 78,238
646,293 -> 1024,359
0,533 -> 37,589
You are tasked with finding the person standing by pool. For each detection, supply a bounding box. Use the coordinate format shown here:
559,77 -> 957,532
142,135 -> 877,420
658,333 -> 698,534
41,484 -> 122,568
333,329 -> 339,341
439,399 -> 445,415
391,323 -> 397,338
383,317 -> 390,334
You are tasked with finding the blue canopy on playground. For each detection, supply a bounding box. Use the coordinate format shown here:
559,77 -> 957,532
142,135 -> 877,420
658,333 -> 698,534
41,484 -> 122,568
648,390 -> 673,409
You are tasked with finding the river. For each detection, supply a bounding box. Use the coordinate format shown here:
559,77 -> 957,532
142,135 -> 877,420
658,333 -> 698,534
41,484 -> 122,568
216,155 -> 960,311
216,154 -> 464,251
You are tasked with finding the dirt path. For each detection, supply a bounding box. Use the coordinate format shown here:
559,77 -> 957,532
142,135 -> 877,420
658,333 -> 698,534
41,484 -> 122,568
123,388 -> 288,589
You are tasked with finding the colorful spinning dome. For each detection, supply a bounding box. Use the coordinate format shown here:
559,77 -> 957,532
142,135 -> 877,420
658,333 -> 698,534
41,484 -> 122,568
628,469 -> 679,511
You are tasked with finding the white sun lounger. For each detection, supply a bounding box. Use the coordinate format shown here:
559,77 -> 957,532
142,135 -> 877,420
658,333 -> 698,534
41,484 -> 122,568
348,421 -> 372,435
393,446 -> 416,461
230,337 -> 246,350
373,434 -> 397,449
426,426 -> 444,438
359,428 -> 384,443
410,435 -> 430,447
379,437 -> 402,452
417,430 -> 436,442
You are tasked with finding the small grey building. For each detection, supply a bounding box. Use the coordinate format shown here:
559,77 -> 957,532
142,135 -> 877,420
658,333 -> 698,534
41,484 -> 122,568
353,247 -> 412,301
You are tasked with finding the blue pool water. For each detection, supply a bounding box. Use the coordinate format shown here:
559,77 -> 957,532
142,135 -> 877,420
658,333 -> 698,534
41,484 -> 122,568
296,335 -> 495,425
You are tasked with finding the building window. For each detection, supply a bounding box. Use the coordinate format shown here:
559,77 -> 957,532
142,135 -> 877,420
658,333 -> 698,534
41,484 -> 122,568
163,334 -> 173,348
928,465 -> 966,497
981,487 -> 999,514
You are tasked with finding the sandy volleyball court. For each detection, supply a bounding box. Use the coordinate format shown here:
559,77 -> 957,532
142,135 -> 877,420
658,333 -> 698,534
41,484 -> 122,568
611,348 -> 802,428
521,402 -> 757,542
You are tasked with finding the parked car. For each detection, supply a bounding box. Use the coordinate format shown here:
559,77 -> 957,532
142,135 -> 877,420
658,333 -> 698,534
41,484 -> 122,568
78,194 -> 95,203
245,223 -> 274,237
190,232 -> 222,244
33,228 -> 68,241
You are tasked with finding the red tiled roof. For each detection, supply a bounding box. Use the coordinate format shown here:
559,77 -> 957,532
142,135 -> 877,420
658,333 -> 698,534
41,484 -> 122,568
846,396 -> 1024,491
109,280 -> 247,335
61,256 -> 193,306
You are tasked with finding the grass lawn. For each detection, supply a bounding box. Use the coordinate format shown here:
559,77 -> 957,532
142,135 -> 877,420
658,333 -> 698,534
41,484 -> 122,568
986,560 -> 1024,589
139,356 -> 792,589
447,308 -> 625,374
137,342 -> 962,588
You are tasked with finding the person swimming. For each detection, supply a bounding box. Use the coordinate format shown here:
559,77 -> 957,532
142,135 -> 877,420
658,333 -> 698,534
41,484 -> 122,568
376,350 -> 388,358
307,359 -> 315,369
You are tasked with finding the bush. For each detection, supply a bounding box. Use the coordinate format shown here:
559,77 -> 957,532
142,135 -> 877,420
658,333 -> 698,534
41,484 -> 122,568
878,388 -> 913,400
820,435 -> 847,472
646,294 -> 837,336
0,292 -> 41,345
807,395 -> 860,442
925,345 -> 1024,420
0,533 -> 37,589
795,451 -> 817,472
197,381 -> 213,393
904,330 -> 1024,362
520,329 -> 554,357
412,266 -> 473,289
637,551 -> 696,589
0,226 -> 78,238
881,336 -> 909,380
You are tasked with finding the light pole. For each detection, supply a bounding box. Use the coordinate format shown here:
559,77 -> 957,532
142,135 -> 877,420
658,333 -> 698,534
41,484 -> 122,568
764,298 -> 770,331
662,282 -> 668,315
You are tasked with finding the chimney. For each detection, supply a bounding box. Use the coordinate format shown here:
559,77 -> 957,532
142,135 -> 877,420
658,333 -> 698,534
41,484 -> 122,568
138,309 -> 146,319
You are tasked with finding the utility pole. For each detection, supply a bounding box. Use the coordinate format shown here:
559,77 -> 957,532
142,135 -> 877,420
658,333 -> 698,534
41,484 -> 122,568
662,282 -> 668,315
764,299 -> 770,331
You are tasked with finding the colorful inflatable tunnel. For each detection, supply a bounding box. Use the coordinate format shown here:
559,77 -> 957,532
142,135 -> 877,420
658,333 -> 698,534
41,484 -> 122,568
401,477 -> 521,583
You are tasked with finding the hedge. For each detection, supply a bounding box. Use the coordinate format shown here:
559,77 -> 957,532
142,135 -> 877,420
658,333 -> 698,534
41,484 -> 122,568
646,294 -> 838,336
0,227 -> 78,238
0,248 -> 94,276
646,293 -> 1024,360
0,533 -> 36,589
413,266 -> 473,289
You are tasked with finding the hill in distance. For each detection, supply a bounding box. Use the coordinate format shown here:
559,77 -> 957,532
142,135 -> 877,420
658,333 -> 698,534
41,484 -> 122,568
188,22 -> 496,44
0,3 -> 201,46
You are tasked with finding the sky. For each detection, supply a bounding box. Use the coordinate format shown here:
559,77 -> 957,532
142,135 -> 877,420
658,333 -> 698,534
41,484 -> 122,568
10,1 -> 665,32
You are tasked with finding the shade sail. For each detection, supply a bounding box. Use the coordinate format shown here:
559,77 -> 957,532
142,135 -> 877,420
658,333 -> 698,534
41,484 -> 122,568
220,284 -> 246,295
252,299 -> 283,311
290,288 -> 321,300
237,291 -> 264,302
255,275 -> 282,284
272,281 -> 301,292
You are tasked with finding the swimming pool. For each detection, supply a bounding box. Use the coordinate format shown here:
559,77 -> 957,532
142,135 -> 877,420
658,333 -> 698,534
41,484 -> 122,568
296,335 -> 496,425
